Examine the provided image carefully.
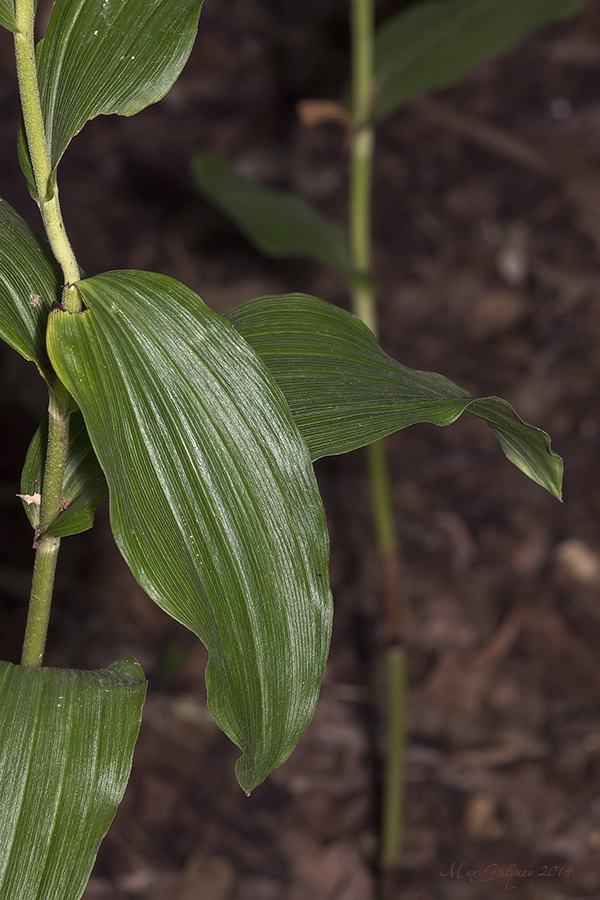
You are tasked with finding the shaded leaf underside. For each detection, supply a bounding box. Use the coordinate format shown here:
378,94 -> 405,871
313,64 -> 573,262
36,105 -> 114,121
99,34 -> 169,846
0,198 -> 61,378
21,410 -> 108,537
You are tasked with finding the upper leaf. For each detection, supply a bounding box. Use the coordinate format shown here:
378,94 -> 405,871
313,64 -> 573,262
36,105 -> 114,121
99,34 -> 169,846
0,0 -> 18,33
0,198 -> 61,379
193,150 -> 354,280
34,0 -> 203,173
20,410 -> 108,537
46,271 -> 332,792
225,294 -> 563,499
0,657 -> 146,900
371,0 -> 588,122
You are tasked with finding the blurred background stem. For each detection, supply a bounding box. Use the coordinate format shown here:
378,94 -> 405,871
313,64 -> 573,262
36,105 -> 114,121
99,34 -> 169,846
349,0 -> 406,888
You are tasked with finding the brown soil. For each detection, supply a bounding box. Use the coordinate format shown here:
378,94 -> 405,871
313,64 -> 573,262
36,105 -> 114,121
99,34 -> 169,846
1,1 -> 600,898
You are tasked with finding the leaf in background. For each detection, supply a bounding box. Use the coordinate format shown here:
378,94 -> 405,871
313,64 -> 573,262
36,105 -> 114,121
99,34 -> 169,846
225,294 -> 563,499
0,0 -> 18,33
0,198 -> 61,379
193,150 -> 354,280
31,0 -> 203,177
0,657 -> 146,900
47,271 -> 332,792
20,410 -> 108,537
371,0 -> 587,122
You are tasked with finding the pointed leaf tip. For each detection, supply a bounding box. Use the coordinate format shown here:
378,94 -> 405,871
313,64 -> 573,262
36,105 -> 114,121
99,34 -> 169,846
225,293 -> 563,500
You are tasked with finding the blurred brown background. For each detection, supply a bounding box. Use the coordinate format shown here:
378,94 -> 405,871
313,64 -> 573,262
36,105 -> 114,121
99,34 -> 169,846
1,1 -> 600,897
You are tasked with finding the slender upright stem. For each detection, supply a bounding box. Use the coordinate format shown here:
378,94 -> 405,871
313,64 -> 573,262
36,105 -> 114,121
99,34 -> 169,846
350,0 -> 375,331
349,0 -> 407,879
380,647 -> 406,865
13,0 -> 80,288
21,381 -> 72,666
13,0 -> 77,664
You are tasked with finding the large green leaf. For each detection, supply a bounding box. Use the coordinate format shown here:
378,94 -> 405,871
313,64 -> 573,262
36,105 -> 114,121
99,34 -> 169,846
371,0 -> 587,122
193,150 -> 354,280
225,294 -> 563,499
47,271 -> 332,791
0,0 -> 18,33
20,410 -> 108,537
0,198 -> 61,378
0,657 -> 146,900
29,0 -> 203,181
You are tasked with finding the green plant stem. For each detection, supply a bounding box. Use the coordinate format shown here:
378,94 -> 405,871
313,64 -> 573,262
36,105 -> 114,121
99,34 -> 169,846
350,0 -> 406,877
13,0 -> 80,288
21,381 -> 72,666
14,0 -> 77,665
350,0 -> 374,330
21,532 -> 60,667
381,646 -> 406,866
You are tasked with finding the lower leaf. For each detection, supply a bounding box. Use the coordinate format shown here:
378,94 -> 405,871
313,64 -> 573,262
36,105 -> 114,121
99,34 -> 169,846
0,657 -> 146,900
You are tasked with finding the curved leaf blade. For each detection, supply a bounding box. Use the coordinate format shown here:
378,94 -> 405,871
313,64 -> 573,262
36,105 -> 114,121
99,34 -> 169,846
0,197 -> 61,378
0,657 -> 146,900
20,410 -> 108,537
35,0 -> 203,173
0,0 -> 18,33
193,150 -> 354,280
372,0 -> 587,122
225,294 -> 563,499
47,271 -> 332,791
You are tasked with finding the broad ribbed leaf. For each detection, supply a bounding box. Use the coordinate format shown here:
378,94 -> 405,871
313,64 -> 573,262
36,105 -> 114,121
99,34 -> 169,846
225,294 -> 563,499
47,271 -> 332,791
0,657 -> 146,900
371,0 -> 587,122
0,198 -> 61,378
0,0 -> 18,33
32,0 -> 203,176
193,150 -> 354,279
20,411 -> 108,537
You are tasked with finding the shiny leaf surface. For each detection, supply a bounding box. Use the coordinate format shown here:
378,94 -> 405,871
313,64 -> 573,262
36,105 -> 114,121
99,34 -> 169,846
33,0 -> 203,176
225,294 -> 563,499
47,271 -> 332,791
371,0 -> 587,122
0,657 -> 146,900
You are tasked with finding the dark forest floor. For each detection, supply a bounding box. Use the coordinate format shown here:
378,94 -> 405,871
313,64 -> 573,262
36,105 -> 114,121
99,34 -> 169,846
1,1 -> 600,897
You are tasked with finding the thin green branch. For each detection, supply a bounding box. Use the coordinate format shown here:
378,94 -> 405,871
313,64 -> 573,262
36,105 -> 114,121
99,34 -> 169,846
349,0 -> 407,877
380,647 -> 406,867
